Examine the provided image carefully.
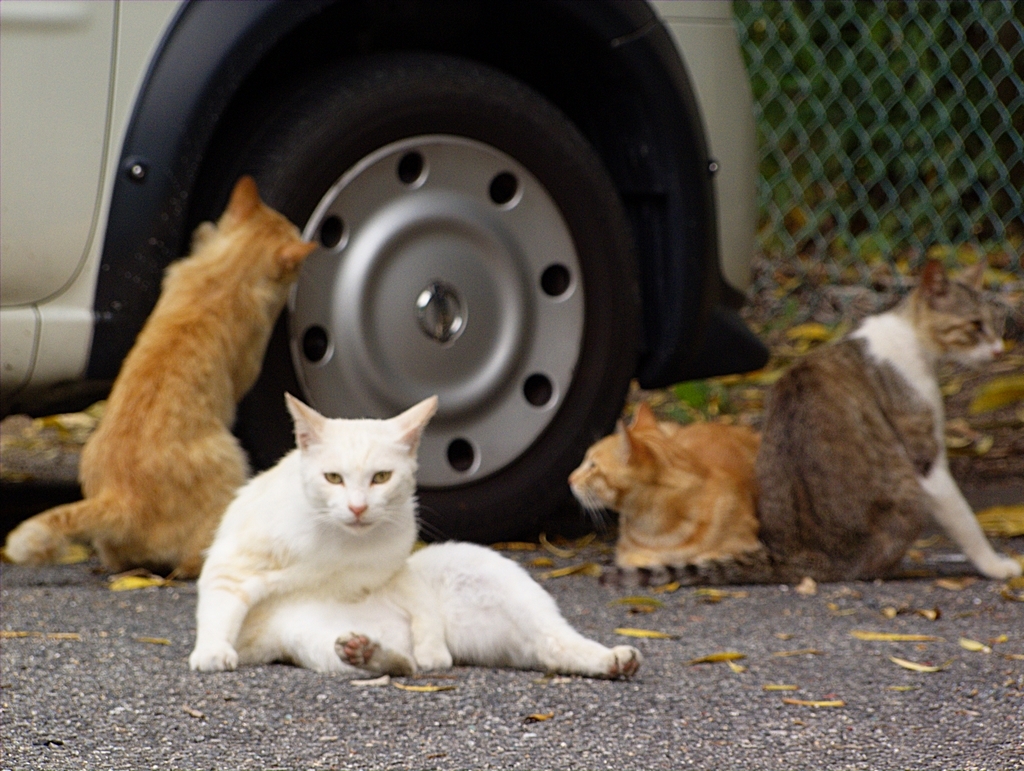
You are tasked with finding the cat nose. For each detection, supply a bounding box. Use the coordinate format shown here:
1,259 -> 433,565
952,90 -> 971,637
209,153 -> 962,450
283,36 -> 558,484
348,503 -> 368,518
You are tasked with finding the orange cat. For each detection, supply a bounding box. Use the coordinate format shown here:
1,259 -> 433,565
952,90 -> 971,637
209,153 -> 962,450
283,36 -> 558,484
569,403 -> 762,569
3,177 -> 315,577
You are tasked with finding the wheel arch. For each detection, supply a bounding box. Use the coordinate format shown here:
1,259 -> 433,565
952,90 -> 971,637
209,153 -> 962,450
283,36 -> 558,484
89,0 -> 723,387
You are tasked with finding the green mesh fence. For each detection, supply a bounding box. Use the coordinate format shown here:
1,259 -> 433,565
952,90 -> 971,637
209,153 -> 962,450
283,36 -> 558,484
733,0 -> 1024,278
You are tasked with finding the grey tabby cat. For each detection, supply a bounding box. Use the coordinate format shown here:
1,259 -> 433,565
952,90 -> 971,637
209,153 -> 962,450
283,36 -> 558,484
756,259 -> 1020,582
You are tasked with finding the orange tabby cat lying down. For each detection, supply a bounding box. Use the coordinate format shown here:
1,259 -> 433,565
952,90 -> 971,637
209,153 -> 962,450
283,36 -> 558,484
570,403 -> 762,569
3,177 -> 316,577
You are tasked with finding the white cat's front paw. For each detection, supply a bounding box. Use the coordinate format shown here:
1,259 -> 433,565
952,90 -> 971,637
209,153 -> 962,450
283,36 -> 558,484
413,641 -> 453,672
189,641 -> 239,672
979,555 -> 1023,580
605,645 -> 643,679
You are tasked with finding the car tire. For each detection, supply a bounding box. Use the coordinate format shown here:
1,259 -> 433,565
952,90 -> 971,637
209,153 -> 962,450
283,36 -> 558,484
213,52 -> 639,542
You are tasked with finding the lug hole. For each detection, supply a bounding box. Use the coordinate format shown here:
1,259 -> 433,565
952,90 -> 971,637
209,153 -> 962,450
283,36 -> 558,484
540,264 -> 572,297
397,152 -> 425,185
489,172 -> 518,205
523,374 -> 554,407
319,216 -> 345,249
447,439 -> 476,472
302,326 -> 330,363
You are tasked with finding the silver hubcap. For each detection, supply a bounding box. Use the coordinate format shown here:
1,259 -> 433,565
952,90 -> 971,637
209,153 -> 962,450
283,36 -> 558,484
291,135 -> 584,487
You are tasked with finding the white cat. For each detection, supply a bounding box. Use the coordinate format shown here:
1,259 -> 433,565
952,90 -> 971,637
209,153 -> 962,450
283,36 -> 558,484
189,394 -> 641,679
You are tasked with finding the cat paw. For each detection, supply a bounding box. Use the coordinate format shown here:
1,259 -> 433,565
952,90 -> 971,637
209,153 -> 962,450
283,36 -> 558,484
413,642 -> 453,672
189,642 -> 239,672
336,633 -> 378,669
979,555 -> 1023,580
605,645 -> 643,679
336,633 -> 415,676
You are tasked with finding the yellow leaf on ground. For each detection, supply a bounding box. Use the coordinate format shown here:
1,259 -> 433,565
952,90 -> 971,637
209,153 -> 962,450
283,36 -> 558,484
0,631 -> 35,638
772,649 -> 824,657
651,581 -> 681,594
136,637 -> 171,646
108,575 -> 169,591
687,651 -> 746,665
934,577 -> 977,591
537,562 -> 602,580
616,628 -> 678,640
782,698 -> 845,708
889,656 -> 952,673
727,661 -> 747,673
887,686 -> 918,692
46,632 -> 81,640
56,543 -> 92,565
530,557 -> 555,568
608,597 -> 664,608
974,505 -> 1024,538
785,322 -> 833,343
539,532 -> 577,558
850,631 -> 941,642
763,684 -> 799,691
524,712 -> 555,723
958,638 -> 991,653
392,683 -> 456,693
968,375 -> 1024,414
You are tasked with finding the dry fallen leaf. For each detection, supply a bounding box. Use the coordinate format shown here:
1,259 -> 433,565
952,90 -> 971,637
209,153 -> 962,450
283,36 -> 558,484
989,634 -> 1009,645
785,322 -> 833,343
772,649 -> 824,657
934,577 -> 977,591
958,638 -> 991,653
974,505 -> 1024,538
56,543 -> 92,565
687,651 -> 746,665
530,557 -> 555,568
762,684 -> 799,691
968,374 -> 1024,414
782,698 -> 845,708
524,712 -> 555,723
887,685 -> 918,692
135,637 -> 171,646
537,562 -> 602,580
608,597 -> 664,608
46,632 -> 82,641
727,661 -> 747,673
182,706 -> 205,719
651,581 -> 681,594
490,542 -> 538,551
392,683 -> 456,693
889,656 -> 952,673
774,633 -> 794,641
881,606 -> 899,619
351,675 -> 391,687
850,631 -> 941,642
616,627 -> 678,640
917,608 -> 941,621
539,533 -> 577,558
694,588 -> 749,603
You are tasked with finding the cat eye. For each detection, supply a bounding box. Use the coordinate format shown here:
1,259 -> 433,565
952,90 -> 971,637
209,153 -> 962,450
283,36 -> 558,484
371,471 -> 392,484
324,472 -> 344,485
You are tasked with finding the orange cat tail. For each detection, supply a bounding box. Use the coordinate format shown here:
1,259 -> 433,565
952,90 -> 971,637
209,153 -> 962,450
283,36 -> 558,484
3,498 -> 109,565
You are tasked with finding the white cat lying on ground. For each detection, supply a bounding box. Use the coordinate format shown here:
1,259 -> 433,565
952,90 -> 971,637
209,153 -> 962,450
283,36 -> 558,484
189,394 -> 641,679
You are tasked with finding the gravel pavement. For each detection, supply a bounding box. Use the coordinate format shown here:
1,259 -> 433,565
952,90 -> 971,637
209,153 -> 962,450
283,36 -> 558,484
3,533 -> 1023,771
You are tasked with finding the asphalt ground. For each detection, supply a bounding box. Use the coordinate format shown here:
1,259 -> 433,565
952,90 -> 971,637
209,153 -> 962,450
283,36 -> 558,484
2,529 -> 1023,771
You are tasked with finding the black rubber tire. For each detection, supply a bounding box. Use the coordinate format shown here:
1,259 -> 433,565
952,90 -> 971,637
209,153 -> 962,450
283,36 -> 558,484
214,52 -> 639,542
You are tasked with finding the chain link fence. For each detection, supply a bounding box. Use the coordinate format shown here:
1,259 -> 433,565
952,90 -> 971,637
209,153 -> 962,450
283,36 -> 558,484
733,0 -> 1024,284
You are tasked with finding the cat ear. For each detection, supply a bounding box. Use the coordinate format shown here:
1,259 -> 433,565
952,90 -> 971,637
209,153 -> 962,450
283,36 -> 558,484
918,259 -> 949,299
190,221 -> 218,253
285,392 -> 326,450
618,419 -> 654,466
630,402 -> 658,431
391,395 -> 439,453
220,175 -> 261,229
278,239 -> 317,273
958,261 -> 985,290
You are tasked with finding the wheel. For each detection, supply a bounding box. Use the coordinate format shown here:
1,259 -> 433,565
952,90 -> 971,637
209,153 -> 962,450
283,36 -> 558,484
222,53 -> 639,542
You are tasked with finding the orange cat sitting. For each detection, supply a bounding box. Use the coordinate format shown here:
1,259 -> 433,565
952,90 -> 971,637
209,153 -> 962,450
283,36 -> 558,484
3,177 -> 315,577
569,403 -> 762,569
